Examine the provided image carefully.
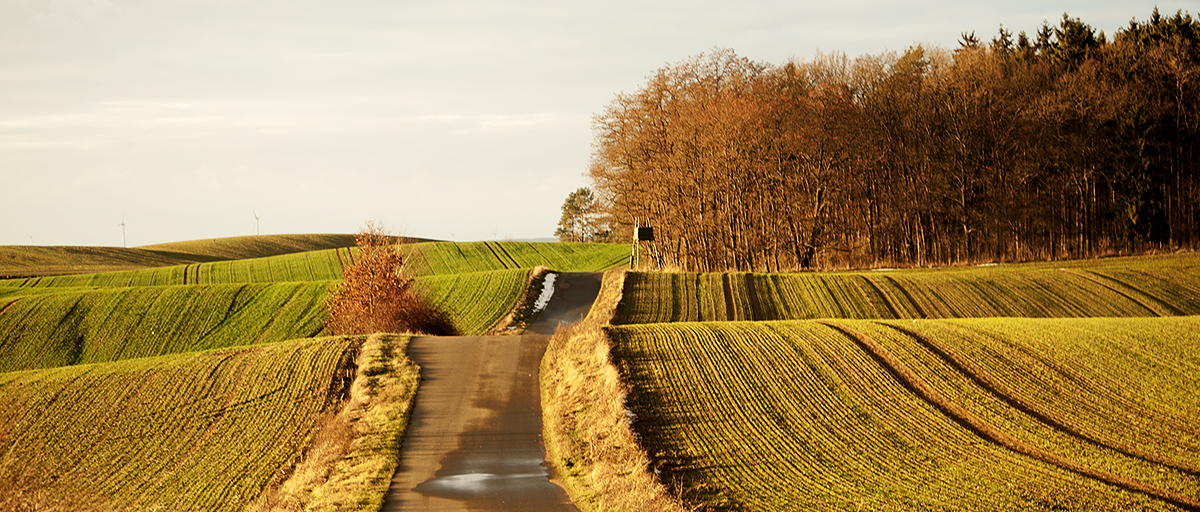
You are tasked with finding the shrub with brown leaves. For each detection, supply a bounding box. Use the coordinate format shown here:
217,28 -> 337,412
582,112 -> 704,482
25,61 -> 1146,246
325,223 -> 456,336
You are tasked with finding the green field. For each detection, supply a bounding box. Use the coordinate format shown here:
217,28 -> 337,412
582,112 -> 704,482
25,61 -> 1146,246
609,319 -> 1200,510
419,268 -> 534,335
613,253 -> 1200,324
0,240 -> 621,371
403,241 -> 628,275
3,247 -> 351,288
0,237 -> 626,510
0,269 -> 539,371
0,282 -> 331,372
589,253 -> 1200,510
0,336 -> 359,511
3,240 -> 627,288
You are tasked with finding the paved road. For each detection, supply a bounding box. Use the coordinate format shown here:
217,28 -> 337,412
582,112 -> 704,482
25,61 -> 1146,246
381,272 -> 602,511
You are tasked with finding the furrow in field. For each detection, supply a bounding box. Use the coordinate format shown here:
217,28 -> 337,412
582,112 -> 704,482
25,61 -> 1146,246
1085,270 -> 1184,316
819,320 -> 1200,510
1059,269 -> 1164,316
855,275 -> 901,318
879,321 -> 1200,479
881,276 -> 930,318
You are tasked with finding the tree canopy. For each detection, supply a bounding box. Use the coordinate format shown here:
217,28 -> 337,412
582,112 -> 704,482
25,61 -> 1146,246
555,187 -> 611,243
588,9 -> 1200,271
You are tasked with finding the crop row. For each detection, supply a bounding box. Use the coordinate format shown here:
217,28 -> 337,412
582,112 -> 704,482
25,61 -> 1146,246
849,318 -> 1200,496
613,254 -> 1200,324
416,268 -> 531,335
608,320 -> 1196,510
0,282 -> 331,371
0,336 -> 358,512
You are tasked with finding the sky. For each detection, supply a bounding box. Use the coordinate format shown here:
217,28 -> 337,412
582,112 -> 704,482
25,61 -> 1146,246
1,0 -> 1193,247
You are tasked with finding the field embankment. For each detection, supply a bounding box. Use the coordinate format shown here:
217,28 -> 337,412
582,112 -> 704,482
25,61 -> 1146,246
540,270 -> 687,512
614,252 -> 1200,323
609,318 -> 1200,510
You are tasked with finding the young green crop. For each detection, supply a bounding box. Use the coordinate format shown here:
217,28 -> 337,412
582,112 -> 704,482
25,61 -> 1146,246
0,336 -> 358,512
847,318 -> 1200,501
5,248 -> 349,288
608,319 -> 1200,510
613,253 -> 1200,324
416,268 -> 531,335
0,267 -> 538,372
0,282 -> 332,371
402,241 -> 628,275
4,241 -> 629,289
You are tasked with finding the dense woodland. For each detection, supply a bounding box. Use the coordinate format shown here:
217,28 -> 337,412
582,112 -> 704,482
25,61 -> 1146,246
588,9 -> 1200,271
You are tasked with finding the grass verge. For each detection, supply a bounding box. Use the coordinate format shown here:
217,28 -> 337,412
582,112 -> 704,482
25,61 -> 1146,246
540,269 -> 687,512
250,333 -> 419,511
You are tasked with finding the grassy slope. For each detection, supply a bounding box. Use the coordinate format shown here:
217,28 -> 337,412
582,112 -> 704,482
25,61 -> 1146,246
609,319 -> 1200,511
2,248 -> 350,288
0,336 -> 359,512
614,252 -> 1200,324
0,282 -> 332,372
0,241 -> 627,371
0,269 -> 536,372
419,268 -> 533,335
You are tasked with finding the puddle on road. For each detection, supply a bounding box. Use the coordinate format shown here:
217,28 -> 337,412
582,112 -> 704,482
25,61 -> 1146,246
414,462 -> 551,498
411,335 -> 576,511
413,443 -> 573,510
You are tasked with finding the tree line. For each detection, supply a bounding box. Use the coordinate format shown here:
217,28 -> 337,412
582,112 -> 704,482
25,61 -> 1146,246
586,9 -> 1200,271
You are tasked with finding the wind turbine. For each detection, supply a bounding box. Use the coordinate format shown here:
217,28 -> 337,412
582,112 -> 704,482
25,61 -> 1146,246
253,208 -> 262,236
119,213 -> 127,248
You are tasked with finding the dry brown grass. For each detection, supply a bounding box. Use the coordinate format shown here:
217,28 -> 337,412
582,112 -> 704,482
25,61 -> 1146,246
541,269 -> 688,512
249,333 -> 420,512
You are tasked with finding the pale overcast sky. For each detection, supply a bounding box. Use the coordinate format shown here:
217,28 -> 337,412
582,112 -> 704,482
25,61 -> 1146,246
0,0 -> 1190,246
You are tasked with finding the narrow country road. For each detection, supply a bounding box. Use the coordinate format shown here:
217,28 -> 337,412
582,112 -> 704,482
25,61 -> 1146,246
381,272 -> 602,511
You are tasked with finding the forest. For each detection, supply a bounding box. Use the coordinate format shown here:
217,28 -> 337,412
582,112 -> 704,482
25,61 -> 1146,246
588,9 -> 1200,271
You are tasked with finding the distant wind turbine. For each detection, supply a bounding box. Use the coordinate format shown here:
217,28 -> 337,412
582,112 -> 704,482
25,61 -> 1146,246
253,208 -> 262,236
119,213 -> 127,248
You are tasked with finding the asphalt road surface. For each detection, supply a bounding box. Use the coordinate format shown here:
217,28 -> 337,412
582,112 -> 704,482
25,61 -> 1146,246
381,272 -> 602,511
